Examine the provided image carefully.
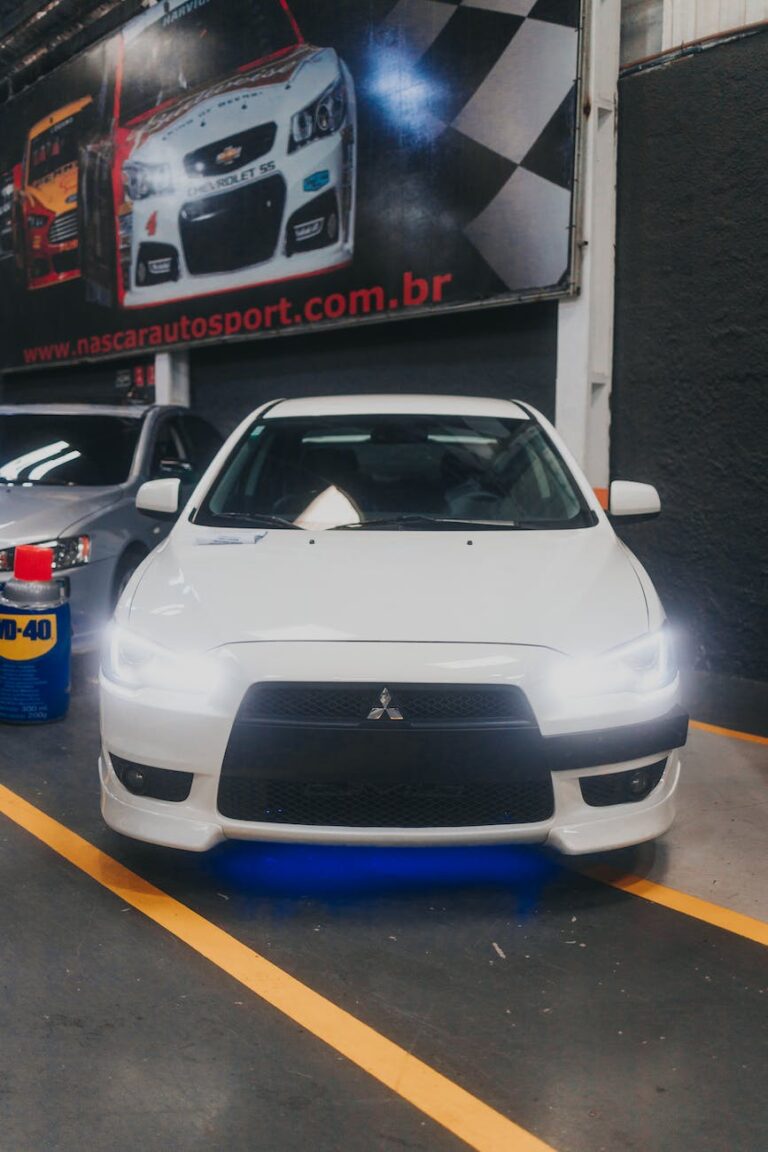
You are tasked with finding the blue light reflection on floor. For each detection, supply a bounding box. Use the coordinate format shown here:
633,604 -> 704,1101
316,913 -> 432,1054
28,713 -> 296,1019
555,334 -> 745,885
203,841 -> 563,912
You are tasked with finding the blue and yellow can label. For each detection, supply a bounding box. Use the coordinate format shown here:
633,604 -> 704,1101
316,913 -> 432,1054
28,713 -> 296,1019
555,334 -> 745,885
0,613 -> 58,661
0,602 -> 71,723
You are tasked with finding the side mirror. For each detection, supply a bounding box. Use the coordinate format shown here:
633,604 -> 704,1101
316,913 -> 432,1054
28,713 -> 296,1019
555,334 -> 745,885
136,478 -> 180,520
608,480 -> 661,522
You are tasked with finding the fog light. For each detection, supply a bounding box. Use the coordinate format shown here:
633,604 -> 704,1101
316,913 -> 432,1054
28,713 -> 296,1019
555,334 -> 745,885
626,768 -> 652,798
124,766 -> 148,795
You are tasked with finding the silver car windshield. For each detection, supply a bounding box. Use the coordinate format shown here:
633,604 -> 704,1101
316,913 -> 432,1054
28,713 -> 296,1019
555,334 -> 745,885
196,414 -> 596,530
0,415 -> 141,487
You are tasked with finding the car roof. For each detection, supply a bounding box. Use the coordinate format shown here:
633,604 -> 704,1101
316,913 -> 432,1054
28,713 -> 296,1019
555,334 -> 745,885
264,395 -> 531,420
0,404 -> 167,418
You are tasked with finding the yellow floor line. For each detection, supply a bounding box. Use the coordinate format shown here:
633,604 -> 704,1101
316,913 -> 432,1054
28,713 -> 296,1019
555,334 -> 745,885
690,719 -> 768,746
584,867 -> 768,947
0,782 -> 555,1152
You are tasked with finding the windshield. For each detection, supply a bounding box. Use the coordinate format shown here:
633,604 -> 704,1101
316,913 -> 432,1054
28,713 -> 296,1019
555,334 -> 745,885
196,414 -> 595,530
28,116 -> 80,183
121,0 -> 299,125
0,415 -> 141,486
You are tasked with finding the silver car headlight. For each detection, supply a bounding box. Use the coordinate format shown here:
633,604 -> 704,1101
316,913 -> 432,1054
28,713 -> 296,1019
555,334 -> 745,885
0,535 -> 90,573
124,160 -> 174,200
102,624 -> 222,696
289,78 -> 347,152
550,627 -> 677,701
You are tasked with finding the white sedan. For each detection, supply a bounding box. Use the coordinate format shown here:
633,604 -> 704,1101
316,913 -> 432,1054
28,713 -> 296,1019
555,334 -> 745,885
99,395 -> 688,853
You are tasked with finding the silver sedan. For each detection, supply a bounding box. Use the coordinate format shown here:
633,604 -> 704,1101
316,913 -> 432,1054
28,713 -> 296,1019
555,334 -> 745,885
0,404 -> 222,650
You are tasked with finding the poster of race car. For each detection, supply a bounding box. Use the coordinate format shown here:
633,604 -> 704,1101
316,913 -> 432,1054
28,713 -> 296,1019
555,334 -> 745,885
0,0 -> 582,371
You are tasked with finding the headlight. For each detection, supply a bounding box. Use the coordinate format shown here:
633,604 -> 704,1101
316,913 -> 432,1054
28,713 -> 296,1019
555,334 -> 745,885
550,627 -> 677,700
0,536 -> 90,573
102,624 -> 223,696
124,160 -> 174,200
289,78 -> 347,152
27,214 -> 49,229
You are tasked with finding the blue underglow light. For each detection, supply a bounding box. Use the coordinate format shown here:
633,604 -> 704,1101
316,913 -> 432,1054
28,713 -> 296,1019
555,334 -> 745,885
204,842 -> 561,909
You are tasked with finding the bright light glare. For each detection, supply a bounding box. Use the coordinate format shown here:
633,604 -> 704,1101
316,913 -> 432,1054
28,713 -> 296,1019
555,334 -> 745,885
294,484 -> 360,530
103,624 -> 222,696
550,628 -> 676,701
367,45 -> 437,134
28,449 -> 82,480
0,440 -> 69,481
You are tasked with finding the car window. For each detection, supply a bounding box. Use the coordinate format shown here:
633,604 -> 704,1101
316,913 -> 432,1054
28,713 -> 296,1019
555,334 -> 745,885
150,418 -> 189,478
196,414 -> 596,530
0,414 -> 141,486
178,415 -> 223,474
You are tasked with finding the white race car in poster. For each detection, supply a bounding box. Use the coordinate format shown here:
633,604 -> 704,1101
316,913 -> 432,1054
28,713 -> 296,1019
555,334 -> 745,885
84,0 -> 356,309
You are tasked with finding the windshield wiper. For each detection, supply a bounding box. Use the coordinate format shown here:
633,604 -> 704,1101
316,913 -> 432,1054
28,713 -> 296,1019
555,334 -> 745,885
331,514 -> 522,531
203,512 -> 301,530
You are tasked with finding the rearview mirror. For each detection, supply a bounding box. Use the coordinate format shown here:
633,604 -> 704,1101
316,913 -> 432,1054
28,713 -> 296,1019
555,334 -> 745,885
608,480 -> 661,522
136,478 -> 180,520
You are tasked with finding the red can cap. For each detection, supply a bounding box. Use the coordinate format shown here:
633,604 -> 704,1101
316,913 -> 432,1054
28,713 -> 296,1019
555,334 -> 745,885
14,545 -> 54,582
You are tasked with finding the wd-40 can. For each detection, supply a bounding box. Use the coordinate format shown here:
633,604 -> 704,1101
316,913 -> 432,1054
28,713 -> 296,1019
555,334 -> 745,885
0,545 -> 71,723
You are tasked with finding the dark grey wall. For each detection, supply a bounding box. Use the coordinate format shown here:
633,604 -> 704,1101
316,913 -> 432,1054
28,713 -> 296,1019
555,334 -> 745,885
613,31 -> 768,680
191,301 -> 558,436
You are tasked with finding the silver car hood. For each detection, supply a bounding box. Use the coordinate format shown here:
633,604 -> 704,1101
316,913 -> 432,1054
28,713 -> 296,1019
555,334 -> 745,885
0,484 -> 122,547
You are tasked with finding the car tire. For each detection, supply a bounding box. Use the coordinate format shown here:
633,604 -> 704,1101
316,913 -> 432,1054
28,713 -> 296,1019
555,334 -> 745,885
112,546 -> 147,607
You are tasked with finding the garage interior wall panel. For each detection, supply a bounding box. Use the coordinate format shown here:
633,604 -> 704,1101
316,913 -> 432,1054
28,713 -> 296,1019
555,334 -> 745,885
620,0 -> 768,66
612,30 -> 768,681
190,303 -> 558,436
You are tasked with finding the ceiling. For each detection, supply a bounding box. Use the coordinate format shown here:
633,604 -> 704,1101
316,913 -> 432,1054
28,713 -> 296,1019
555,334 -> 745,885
0,0 -> 144,102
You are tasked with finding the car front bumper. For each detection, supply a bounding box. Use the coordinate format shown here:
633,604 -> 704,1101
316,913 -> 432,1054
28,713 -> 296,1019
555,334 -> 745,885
99,642 -> 688,854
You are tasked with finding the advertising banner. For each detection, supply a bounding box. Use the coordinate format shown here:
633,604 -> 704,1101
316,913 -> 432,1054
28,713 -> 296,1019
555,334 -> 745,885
0,0 -> 581,371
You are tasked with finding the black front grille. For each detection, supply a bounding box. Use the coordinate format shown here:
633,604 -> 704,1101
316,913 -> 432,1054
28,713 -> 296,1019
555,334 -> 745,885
241,683 -> 534,727
179,175 -> 286,275
219,681 -> 550,829
217,777 -> 554,828
49,210 -> 78,244
184,122 -> 277,178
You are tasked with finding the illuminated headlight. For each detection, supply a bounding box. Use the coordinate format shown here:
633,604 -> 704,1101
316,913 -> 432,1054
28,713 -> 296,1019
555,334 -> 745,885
27,214 -> 49,229
550,628 -> 677,700
102,624 -> 223,696
0,536 -> 90,573
124,160 -> 174,200
289,78 -> 346,152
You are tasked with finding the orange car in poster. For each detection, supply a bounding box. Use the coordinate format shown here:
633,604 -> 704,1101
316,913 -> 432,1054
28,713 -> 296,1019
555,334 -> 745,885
16,97 -> 93,290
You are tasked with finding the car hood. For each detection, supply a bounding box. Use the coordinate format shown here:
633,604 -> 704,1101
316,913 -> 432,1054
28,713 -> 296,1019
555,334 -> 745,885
27,169 -> 78,215
127,525 -> 649,657
0,484 -> 120,547
130,44 -> 335,158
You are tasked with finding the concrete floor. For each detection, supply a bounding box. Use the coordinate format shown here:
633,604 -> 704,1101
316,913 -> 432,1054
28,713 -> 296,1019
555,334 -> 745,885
0,655 -> 765,1152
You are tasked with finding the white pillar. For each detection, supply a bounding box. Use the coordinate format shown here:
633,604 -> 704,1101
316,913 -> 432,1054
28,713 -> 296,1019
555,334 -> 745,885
555,0 -> 621,495
154,350 -> 190,407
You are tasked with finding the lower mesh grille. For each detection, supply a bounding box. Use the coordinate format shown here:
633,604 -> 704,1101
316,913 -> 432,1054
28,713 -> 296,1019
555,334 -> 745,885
217,777 -> 554,827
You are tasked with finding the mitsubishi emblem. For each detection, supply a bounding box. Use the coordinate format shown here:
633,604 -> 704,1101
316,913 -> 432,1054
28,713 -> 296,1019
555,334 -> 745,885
367,687 -> 403,721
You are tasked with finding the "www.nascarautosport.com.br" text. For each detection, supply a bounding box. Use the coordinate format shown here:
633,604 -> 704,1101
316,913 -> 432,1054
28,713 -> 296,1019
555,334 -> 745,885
21,271 -> 454,365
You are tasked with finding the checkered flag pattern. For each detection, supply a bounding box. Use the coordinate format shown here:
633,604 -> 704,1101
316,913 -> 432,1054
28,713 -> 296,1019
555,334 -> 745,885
380,0 -> 580,290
